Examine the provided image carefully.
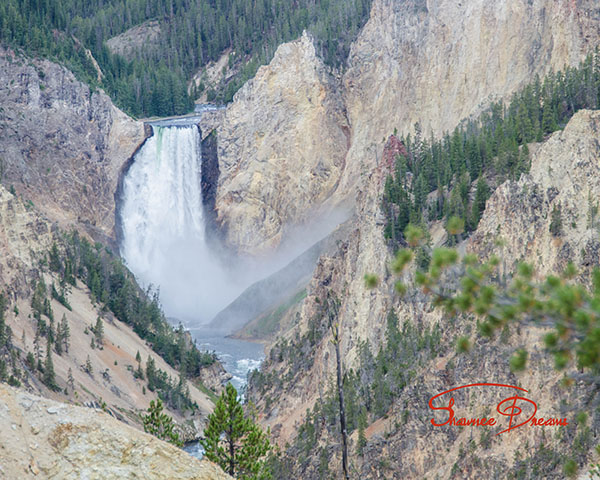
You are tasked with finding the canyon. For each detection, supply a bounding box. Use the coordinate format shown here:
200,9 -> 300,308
1,0 -> 600,478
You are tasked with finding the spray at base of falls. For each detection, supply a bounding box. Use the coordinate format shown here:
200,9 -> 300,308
119,123 -> 240,323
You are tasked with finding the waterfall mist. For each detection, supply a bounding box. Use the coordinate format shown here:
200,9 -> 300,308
119,122 -> 351,326
119,124 -> 234,322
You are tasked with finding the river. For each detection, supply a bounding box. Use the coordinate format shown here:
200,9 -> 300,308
183,327 -> 265,459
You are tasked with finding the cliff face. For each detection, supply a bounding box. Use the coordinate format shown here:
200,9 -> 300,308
214,31 -> 350,254
233,0 -> 600,476
470,109 -> 600,274
214,0 -> 599,255
250,110 -> 600,480
0,184 -> 219,438
0,384 -> 231,480
337,0 -> 600,196
0,48 -> 145,242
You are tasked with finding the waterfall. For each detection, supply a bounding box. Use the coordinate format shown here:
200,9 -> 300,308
119,121 -> 350,327
119,124 -> 231,322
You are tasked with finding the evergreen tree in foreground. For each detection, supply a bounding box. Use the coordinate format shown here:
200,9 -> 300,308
369,223 -> 600,376
201,383 -> 272,480
143,398 -> 183,447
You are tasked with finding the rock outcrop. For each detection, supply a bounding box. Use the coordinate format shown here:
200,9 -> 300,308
250,107 -> 600,480
214,31 -> 350,254
0,185 -> 55,299
471,109 -> 600,275
213,0 -> 599,255
0,48 -> 145,242
0,384 -> 231,480
106,21 -> 162,60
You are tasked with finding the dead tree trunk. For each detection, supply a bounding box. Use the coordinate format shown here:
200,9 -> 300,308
326,296 -> 350,480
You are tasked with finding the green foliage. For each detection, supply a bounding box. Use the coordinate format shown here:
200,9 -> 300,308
142,398 -> 183,447
509,348 -> 528,372
51,282 -> 72,310
383,244 -> 600,375
0,0 -> 372,117
49,231 -> 216,384
576,411 -> 588,426
201,384 -> 272,479
56,314 -> 70,355
26,352 -> 35,371
364,274 -> 379,289
550,203 -> 563,237
145,356 -> 196,412
446,216 -> 465,236
456,336 -> 471,353
0,295 -> 18,387
405,224 -> 425,247
31,278 -> 51,323
93,317 -> 104,344
84,355 -> 93,376
43,339 -> 59,391
382,51 -> 600,246
563,458 -> 578,478
357,407 -> 367,456
0,294 -> 8,350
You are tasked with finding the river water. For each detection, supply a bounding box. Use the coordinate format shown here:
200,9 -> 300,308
118,110 -> 266,460
183,327 -> 265,459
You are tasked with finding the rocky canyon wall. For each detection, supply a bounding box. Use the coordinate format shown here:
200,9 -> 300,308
213,0 -> 600,255
0,184 -> 220,437
0,48 -> 146,243
339,0 -> 600,200
233,0 -> 600,477
251,109 -> 600,480
213,32 -> 350,254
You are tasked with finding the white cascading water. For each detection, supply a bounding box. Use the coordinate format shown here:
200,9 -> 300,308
119,124 -> 234,322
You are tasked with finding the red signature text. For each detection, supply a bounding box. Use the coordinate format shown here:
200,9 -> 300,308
428,383 -> 568,435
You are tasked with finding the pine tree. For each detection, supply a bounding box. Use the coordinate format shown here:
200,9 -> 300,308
31,279 -> 47,321
470,177 -> 490,229
26,351 -> 35,370
142,398 -> 183,447
542,96 -> 558,134
43,339 -> 58,391
93,317 -> 104,344
0,294 -> 7,349
84,355 -> 93,376
34,329 -> 41,366
48,243 -> 62,272
201,383 -> 272,479
58,314 -> 70,354
550,203 -> 563,237
134,363 -> 145,380
146,356 -> 157,390
67,367 -> 75,391
357,407 -> 367,456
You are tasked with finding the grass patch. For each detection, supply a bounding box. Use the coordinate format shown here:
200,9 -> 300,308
194,380 -> 219,404
247,289 -> 307,339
